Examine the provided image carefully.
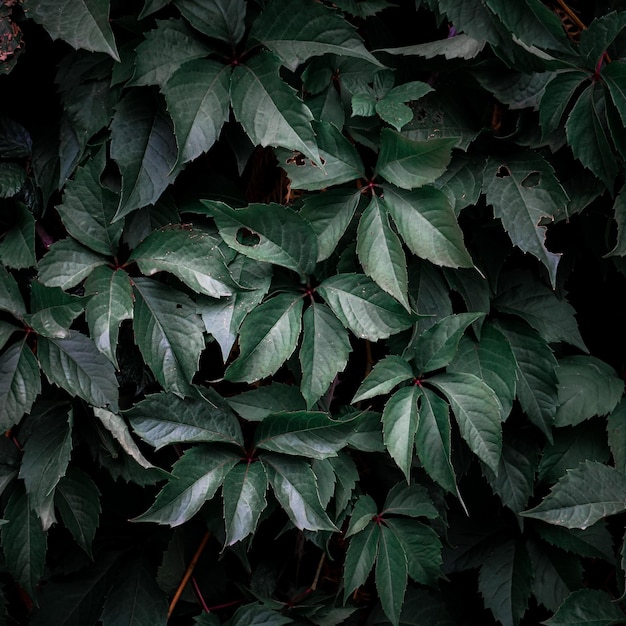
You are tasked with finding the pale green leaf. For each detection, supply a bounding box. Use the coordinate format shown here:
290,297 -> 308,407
384,186 -> 473,268
544,589 -> 626,626
376,129 -> 455,190
249,0 -> 381,72
23,0 -> 119,60
84,267 -> 134,367
522,460 -> 626,529
223,461 -> 268,546
382,386 -> 421,482
378,34 -> 485,60
263,453 -> 337,531
132,278 -> 205,396
376,524 -> 408,626
133,446 -> 239,526
352,355 -> 414,403
225,292 -> 304,384
428,372 -> 502,474
38,331 -> 119,411
230,52 -> 321,166
318,273 -> 414,341
174,0 -> 246,44
343,522 -> 380,602
0,340 -> 41,431
37,239 -> 107,290
357,195 -> 409,310
300,303 -> 352,408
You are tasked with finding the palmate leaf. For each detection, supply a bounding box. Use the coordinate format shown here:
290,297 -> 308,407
578,12 -> 626,70
384,186 -> 473,268
225,292 -> 304,384
230,52 -> 321,167
346,494 -> 378,537
483,152 -> 568,287
201,201 -> 318,277
173,0 -> 246,45
382,386 -> 422,482
544,589 -> 626,626
318,273 -> 414,341
352,355 -> 414,403
163,59 -> 231,166
249,0 -> 381,72
38,331 -> 119,411
343,522 -> 380,602
84,267 -> 133,367
110,89 -> 178,220
132,278 -> 205,397
0,340 -> 41,430
222,461 -> 268,546
254,411 -> 354,459
300,303 -> 352,408
428,372 -> 502,474
130,225 -> 237,297
262,453 -> 337,531
133,445 -> 239,527
23,0 -> 119,61
126,390 -> 244,450
376,524 -> 408,626
357,195 -> 409,311
522,460 -> 626,529
376,130 -> 455,190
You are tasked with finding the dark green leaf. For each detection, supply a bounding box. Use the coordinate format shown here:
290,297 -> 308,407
0,202 -> 36,269
544,589 -> 626,626
381,483 -> 438,519
608,399 -> 626,474
376,524 -> 408,626
227,602 -> 293,626
174,0 -> 246,45
226,383 -> 306,422
579,12 -> 626,70
536,520 -> 615,562
343,522 -> 380,602
0,340 -> 40,430
133,446 -> 239,526
539,71 -> 589,139
346,494 -> 378,537
603,61 -> 626,128
25,281 -> 86,339
352,355 -> 414,403
0,265 -> 26,318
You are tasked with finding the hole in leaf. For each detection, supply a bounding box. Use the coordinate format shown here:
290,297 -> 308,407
176,303 -> 182,309
236,228 -> 261,246
496,166 -> 511,178
286,152 -> 307,166
521,171 -> 541,187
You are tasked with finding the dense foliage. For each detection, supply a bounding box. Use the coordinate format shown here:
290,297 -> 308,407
2,0 -> 626,624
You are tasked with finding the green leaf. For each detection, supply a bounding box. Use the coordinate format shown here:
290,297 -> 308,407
127,390 -> 243,450
100,555 -> 167,625
163,59 -> 231,166
382,386 -> 421,482
579,12 -> 626,70
522,460 -> 626,529
263,453 -> 337,531
318,273 -> 414,341
544,589 -> 626,626
202,200 -> 318,276
249,0 -> 381,72
56,149 -> 122,256
352,355 -> 414,403
0,340 -> 41,430
608,399 -> 626,474
277,121 -> 365,191
223,461 -> 268,546
38,331 -> 119,411
84,267 -> 133,367
299,189 -> 360,262
607,183 -> 626,257
566,83 -> 617,190
416,387 -> 458,495
1,486 -> 47,601
483,153 -> 568,287
381,483 -> 438,519
343,522 -> 380,602
376,130 -> 455,190
449,323 -> 517,419
428,372 -> 502,474
435,154 -> 485,214
554,356 -> 623,427
227,602 -> 293,626
173,0 -> 246,45
385,519 -> 442,586
478,540 -> 532,626
300,303 -> 352,408
376,524 -> 408,626
225,292 -> 304,384
110,89 -> 178,220
25,281 -> 87,339
412,312 -> 485,374
0,319 -> 19,351
497,319 -> 558,440
375,82 -> 434,131
129,18 -> 212,87
19,404 -> 72,527
55,467 -> 100,558
357,195 -> 409,310
378,34 -> 485,60
130,225 -> 236,297
0,202 -> 36,269
494,273 -> 587,351
0,265 -> 26,318
536,520 -> 615,562
226,383 -> 306,422
539,71 -> 589,139
346,494 -> 378,537
384,186 -> 474,268
132,278 -> 205,396
23,0 -> 119,60
133,446 -> 239,526
602,61 -> 626,128
230,52 -> 321,166
37,239 -> 108,290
